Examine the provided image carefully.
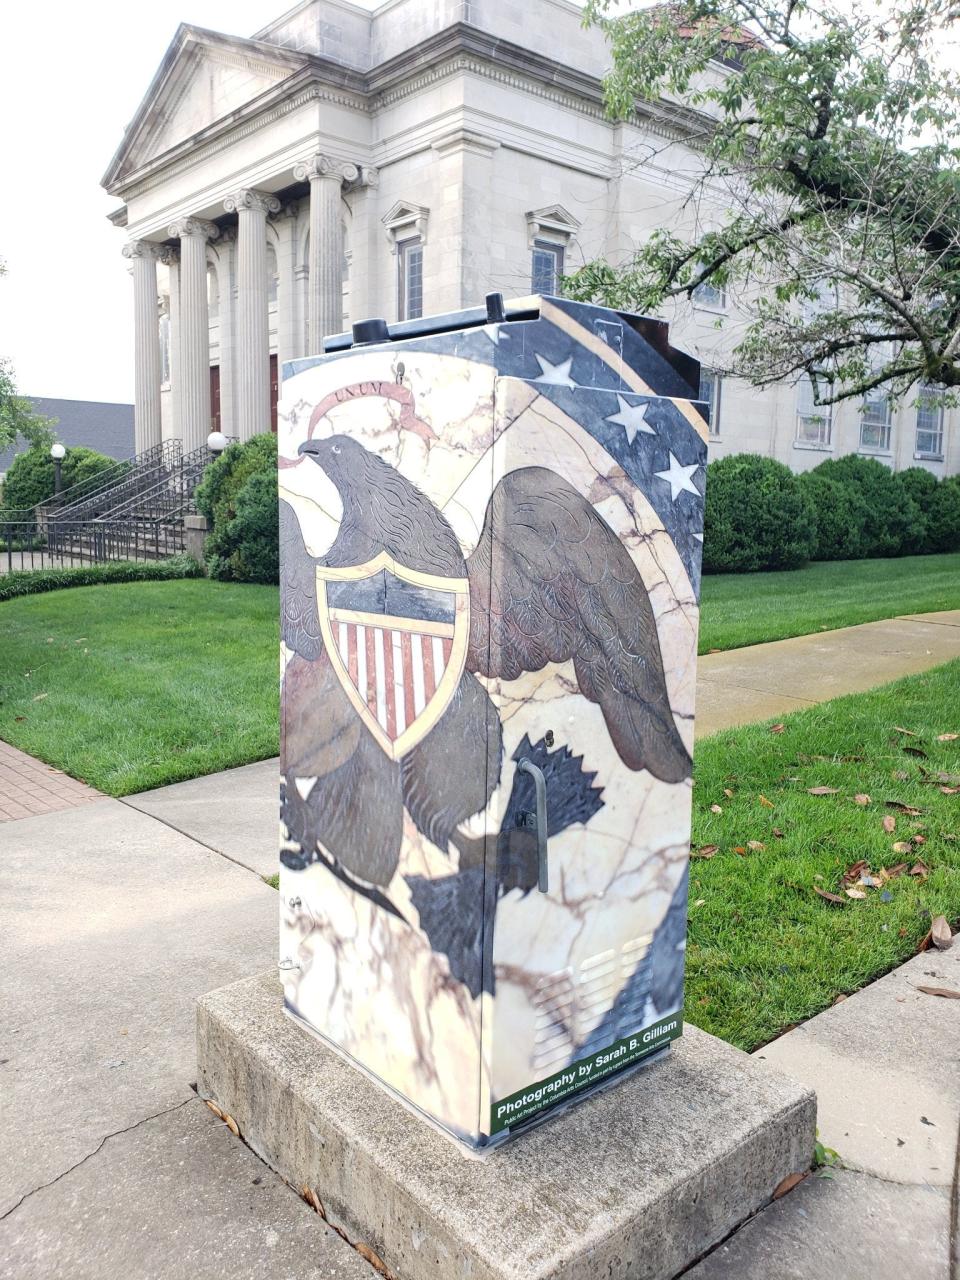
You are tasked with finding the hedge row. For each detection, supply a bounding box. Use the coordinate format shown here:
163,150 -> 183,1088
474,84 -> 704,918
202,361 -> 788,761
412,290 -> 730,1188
703,454 -> 960,574
0,555 -> 202,602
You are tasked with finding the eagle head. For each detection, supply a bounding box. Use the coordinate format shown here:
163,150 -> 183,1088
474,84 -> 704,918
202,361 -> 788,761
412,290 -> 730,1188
297,434 -> 363,483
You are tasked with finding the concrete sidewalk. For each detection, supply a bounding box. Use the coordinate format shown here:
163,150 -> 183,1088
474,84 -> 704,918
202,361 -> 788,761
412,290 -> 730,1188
0,797 -> 370,1279
695,609 -> 960,737
689,943 -> 960,1280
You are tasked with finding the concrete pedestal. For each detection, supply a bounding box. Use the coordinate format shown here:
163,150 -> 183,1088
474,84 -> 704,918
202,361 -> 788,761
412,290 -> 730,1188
197,973 -> 816,1280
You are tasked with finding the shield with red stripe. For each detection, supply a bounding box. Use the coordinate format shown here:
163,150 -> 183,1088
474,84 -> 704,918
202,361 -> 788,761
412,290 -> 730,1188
316,553 -> 470,760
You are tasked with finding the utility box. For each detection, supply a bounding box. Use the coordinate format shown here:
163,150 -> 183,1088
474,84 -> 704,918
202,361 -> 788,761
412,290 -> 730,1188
277,294 -> 707,1148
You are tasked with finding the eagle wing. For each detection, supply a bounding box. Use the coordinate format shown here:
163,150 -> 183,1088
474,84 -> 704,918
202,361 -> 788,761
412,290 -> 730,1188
465,467 -> 691,783
280,498 -> 323,660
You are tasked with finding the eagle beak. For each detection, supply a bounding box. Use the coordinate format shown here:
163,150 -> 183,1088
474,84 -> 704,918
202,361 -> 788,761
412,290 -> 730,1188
298,439 -> 322,457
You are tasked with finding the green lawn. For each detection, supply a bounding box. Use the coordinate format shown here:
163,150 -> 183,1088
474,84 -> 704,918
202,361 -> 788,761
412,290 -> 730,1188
686,659 -> 960,1050
0,579 -> 279,795
699,551 -> 960,653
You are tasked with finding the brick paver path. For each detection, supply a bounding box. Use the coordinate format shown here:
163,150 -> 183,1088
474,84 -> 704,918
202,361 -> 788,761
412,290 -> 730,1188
0,740 -> 101,822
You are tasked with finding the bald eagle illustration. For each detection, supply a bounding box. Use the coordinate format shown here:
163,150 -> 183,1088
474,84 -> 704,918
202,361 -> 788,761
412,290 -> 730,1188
281,432 -> 691,920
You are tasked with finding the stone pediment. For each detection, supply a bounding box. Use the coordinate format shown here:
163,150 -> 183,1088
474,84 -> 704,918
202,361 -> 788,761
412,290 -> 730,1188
104,25 -> 307,189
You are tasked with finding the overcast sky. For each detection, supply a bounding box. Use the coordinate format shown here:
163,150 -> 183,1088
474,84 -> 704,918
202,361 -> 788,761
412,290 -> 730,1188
0,2 -> 293,404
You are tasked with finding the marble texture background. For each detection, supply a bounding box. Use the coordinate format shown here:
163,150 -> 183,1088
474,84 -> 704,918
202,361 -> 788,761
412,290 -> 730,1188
278,342 -> 699,1143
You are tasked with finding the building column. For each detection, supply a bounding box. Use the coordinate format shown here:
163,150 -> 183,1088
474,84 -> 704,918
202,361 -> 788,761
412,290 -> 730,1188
168,217 -> 219,452
274,203 -> 299,369
160,247 -> 180,443
224,189 -> 280,440
293,155 -> 358,352
215,228 -> 237,440
122,241 -> 163,454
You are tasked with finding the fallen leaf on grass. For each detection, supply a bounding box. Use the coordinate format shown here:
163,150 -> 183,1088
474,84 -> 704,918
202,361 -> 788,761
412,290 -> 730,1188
692,845 -> 719,859
808,786 -> 840,796
893,769 -> 910,782
940,786 -> 960,795
882,863 -> 908,880
769,723 -> 786,734
845,887 -> 867,899
892,726 -> 919,736
733,846 -> 747,856
693,898 -> 706,907
937,733 -> 959,741
903,746 -> 928,758
892,842 -> 913,854
773,1172 -> 807,1199
723,788 -> 734,798
841,859 -> 868,886
747,840 -> 766,851
910,861 -> 930,878
32,692 -> 47,702
710,803 -> 723,814
913,834 -> 926,845
759,794 -> 775,807
814,886 -> 845,905
916,985 -> 960,999
853,793 -> 871,805
773,827 -> 785,838
885,800 -> 923,815
931,916 -> 953,950
882,816 -> 897,833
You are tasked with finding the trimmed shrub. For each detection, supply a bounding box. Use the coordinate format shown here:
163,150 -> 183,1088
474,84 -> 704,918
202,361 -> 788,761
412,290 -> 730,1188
810,455 -> 924,558
703,454 -> 817,573
927,476 -> 960,553
897,467 -> 939,554
797,470 -> 869,561
0,445 -> 124,517
0,555 -> 201,603
195,433 -> 278,583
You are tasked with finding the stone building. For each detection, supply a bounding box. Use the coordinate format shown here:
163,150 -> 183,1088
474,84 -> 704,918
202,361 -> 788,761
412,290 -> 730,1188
103,0 -> 958,476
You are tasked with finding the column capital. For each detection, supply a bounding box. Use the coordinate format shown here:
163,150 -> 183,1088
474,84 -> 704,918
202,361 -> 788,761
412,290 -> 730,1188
271,201 -> 299,222
351,165 -> 379,190
294,154 -> 359,185
224,189 -> 281,216
159,245 -> 180,268
168,216 -> 220,241
122,240 -> 164,261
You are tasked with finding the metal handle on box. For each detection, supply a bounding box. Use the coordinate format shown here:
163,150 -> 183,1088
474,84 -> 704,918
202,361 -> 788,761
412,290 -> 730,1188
517,758 -> 549,894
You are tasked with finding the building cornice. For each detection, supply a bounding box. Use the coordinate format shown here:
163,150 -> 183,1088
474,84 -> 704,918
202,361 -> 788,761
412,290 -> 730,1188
104,22 -> 714,200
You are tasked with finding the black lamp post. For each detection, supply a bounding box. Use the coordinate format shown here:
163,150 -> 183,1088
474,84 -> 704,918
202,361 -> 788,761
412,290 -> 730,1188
50,442 -> 65,503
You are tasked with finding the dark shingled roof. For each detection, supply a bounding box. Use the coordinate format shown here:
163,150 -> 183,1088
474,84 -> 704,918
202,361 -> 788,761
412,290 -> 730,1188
0,397 -> 135,474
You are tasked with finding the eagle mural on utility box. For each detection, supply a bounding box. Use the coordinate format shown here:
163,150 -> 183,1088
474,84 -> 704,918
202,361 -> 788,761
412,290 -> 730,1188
280,429 -> 691,978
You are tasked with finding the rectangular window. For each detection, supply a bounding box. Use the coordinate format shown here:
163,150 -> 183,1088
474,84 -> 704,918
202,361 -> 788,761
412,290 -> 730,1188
397,237 -> 423,321
796,375 -> 832,447
915,384 -> 945,458
531,240 -> 564,296
698,367 -> 722,437
860,386 -> 892,451
692,277 -> 726,310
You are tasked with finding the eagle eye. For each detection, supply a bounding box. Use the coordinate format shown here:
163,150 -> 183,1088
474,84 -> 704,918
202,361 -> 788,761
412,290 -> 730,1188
331,443 -> 341,455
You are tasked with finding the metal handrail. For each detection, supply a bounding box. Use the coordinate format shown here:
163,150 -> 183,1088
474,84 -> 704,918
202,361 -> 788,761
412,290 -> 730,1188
43,440 -> 182,522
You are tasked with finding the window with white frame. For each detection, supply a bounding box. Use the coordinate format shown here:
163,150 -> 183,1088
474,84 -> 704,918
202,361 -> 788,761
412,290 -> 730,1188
398,237 -> 423,321
860,385 -> 893,451
698,367 -> 722,437
692,275 -> 726,311
915,384 -> 945,458
531,240 -> 564,295
796,375 -> 833,446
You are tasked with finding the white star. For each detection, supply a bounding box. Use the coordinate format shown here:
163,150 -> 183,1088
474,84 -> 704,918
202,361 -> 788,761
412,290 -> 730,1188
605,394 -> 656,445
655,452 -> 701,501
533,354 -> 575,387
